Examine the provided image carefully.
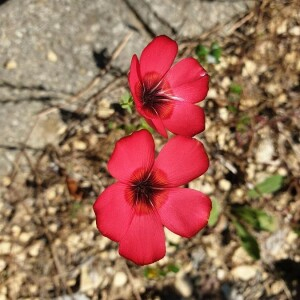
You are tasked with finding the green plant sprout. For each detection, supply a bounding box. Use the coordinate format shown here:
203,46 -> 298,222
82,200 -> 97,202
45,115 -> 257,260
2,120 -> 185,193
120,91 -> 134,114
195,42 -> 222,64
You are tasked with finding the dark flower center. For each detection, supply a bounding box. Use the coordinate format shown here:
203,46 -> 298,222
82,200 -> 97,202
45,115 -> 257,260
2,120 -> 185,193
133,178 -> 155,206
125,168 -> 168,214
138,73 -> 174,119
143,85 -> 165,105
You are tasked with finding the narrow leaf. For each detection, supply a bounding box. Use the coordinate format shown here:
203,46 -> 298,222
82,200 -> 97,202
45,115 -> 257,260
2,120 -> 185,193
248,175 -> 284,198
233,220 -> 260,260
208,197 -> 220,227
233,206 -> 277,232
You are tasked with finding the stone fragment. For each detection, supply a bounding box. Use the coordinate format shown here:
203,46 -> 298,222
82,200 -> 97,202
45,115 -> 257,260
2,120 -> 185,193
73,140 -> 87,151
0,259 -> 7,272
270,280 -> 284,295
80,263 -> 103,292
231,265 -> 259,281
47,50 -> 58,62
175,273 -> 193,298
4,59 -> 17,70
165,228 -> 181,244
1,177 -> 11,187
217,269 -> 226,280
219,107 -> 229,122
19,232 -> 33,243
232,247 -> 253,265
289,26 -> 300,36
97,99 -> 114,119
0,242 -> 11,255
113,271 -> 127,288
218,179 -> 231,191
255,138 -> 274,164
28,241 -> 44,257
242,60 -> 257,76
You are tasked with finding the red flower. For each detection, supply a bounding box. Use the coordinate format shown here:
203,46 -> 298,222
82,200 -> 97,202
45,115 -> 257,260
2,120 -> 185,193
128,35 -> 209,138
93,130 -> 211,265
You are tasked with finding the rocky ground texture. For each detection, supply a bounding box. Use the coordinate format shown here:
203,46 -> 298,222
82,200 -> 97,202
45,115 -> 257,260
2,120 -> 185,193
0,0 -> 299,299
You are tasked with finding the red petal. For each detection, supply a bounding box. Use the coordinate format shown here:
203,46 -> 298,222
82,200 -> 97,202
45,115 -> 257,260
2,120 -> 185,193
153,136 -> 209,186
140,35 -> 178,81
165,58 -> 209,103
119,211 -> 166,265
158,188 -> 211,238
93,183 -> 134,242
108,130 -> 155,182
150,116 -> 168,138
162,102 -> 205,136
140,115 -> 168,138
129,55 -> 143,108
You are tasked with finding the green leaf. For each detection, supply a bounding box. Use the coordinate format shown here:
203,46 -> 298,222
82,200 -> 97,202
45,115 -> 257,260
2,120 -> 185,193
208,197 -> 220,227
293,226 -> 300,236
167,264 -> 180,273
233,220 -> 260,260
233,206 -> 277,232
210,42 -> 222,63
248,175 -> 284,198
120,91 -> 131,102
138,119 -> 154,133
144,265 -> 179,279
144,267 -> 160,279
229,83 -> 243,95
120,91 -> 134,114
195,44 -> 209,62
227,105 -> 238,114
236,115 -> 251,132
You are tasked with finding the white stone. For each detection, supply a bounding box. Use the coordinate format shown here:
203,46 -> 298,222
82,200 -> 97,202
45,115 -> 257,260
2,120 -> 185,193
217,269 -> 226,280
231,265 -> 259,281
175,273 -> 192,298
276,20 -> 287,34
221,77 -> 231,89
1,176 -> 11,187
5,59 -> 17,70
47,206 -> 58,215
0,242 -> 11,255
189,180 -> 214,195
289,26 -> 300,36
11,225 -> 21,237
113,271 -> 127,288
80,264 -> 103,292
47,50 -> 58,62
97,99 -> 114,119
270,280 -> 284,295
255,138 -> 274,164
73,140 -> 87,151
286,230 -> 298,244
46,188 -> 57,200
232,247 -> 253,265
28,241 -> 43,257
218,179 -> 231,191
19,232 -> 33,243
49,223 -> 59,233
207,88 -> 217,99
219,107 -> 229,122
0,259 -> 7,272
165,228 -> 181,244
242,60 -> 257,76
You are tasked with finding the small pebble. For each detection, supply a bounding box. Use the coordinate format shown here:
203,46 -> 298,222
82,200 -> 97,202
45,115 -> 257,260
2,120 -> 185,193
218,179 -> 231,191
175,273 -> 193,298
4,59 -> 17,70
73,140 -> 87,151
47,50 -> 58,62
113,271 -> 127,288
231,265 -> 259,281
